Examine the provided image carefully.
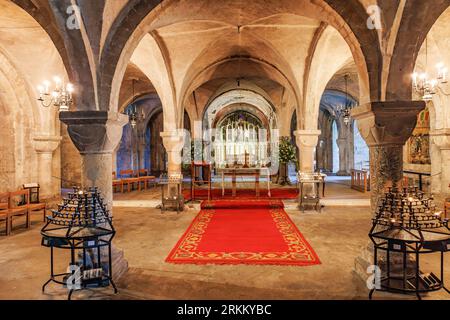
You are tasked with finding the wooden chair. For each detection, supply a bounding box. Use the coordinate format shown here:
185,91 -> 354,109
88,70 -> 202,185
120,170 -> 139,192
23,183 -> 46,222
9,189 -> 30,232
191,162 -> 212,200
112,172 -> 124,193
0,192 -> 11,235
137,169 -> 156,191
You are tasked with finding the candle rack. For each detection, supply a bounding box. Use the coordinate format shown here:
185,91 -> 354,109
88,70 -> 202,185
41,187 -> 117,300
369,186 -> 450,299
297,172 -> 325,212
159,173 -> 184,213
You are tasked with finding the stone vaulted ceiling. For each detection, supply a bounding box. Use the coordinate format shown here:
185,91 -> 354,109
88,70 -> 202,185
129,0 -> 356,130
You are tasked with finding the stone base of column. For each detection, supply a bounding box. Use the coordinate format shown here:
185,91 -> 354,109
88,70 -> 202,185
353,241 -> 374,283
354,241 -> 417,285
112,245 -> 129,281
336,170 -> 350,176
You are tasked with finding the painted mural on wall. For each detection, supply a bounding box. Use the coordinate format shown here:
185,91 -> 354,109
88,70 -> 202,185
407,107 -> 431,165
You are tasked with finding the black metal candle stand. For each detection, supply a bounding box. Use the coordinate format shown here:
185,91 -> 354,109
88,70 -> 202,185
369,186 -> 450,300
297,172 -> 324,212
41,187 -> 118,300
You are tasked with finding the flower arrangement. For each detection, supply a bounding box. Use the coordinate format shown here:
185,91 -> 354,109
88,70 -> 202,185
279,136 -> 297,164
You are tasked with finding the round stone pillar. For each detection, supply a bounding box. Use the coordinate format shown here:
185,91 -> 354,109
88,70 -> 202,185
33,135 -> 62,199
161,130 -> 186,197
60,111 -> 128,211
60,111 -> 129,280
351,101 -> 426,283
336,137 -> 350,176
294,129 -> 321,172
161,131 -> 185,175
351,101 -> 426,210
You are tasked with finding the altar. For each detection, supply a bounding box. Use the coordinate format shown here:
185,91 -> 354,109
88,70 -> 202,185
217,167 -> 271,197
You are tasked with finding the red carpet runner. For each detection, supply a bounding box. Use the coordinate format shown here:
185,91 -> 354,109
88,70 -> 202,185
166,200 -> 321,266
183,188 -> 298,200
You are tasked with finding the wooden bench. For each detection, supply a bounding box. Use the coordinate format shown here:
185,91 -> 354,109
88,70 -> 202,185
0,192 -> 11,235
137,169 -> 156,190
351,169 -> 370,193
9,189 -> 30,232
120,170 -> 140,192
112,171 -> 124,193
23,183 -> 46,222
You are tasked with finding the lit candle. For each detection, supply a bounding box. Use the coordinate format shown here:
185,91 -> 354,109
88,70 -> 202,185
53,76 -> 62,90
44,80 -> 50,94
430,79 -> 438,91
412,73 -> 418,87
442,67 -> 448,83
66,83 -> 74,99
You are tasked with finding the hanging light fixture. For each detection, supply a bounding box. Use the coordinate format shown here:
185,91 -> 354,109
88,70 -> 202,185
127,79 -> 144,129
335,74 -> 353,126
412,36 -> 447,101
37,76 -> 74,112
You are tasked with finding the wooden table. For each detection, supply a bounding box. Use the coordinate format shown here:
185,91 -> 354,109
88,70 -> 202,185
217,167 -> 271,197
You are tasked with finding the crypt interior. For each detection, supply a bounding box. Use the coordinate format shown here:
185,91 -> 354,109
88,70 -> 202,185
0,0 -> 450,300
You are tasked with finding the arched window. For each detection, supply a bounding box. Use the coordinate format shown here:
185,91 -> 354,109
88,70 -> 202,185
215,111 -> 267,166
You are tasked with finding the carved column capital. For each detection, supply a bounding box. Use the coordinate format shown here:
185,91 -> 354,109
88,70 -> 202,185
430,128 -> 450,150
351,101 -> 425,147
161,130 -> 186,153
33,135 -> 62,154
294,130 -> 321,148
60,111 -> 128,154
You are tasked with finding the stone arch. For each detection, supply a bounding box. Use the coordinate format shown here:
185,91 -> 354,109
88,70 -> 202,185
11,0 -> 71,78
177,25 -> 302,112
0,73 -> 17,192
385,1 -> 450,100
182,58 -> 298,117
303,26 -> 358,131
0,50 -> 39,191
104,0 -> 380,125
202,89 -> 277,132
0,3 -> 68,133
127,33 -> 178,130
12,0 -> 96,109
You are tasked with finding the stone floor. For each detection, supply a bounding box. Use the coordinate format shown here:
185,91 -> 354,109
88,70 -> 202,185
0,181 -> 448,300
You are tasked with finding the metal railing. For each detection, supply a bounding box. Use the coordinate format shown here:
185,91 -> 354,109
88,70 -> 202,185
403,170 -> 431,191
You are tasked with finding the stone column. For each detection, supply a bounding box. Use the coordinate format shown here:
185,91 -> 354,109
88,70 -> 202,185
335,118 -> 354,176
60,111 -> 128,210
336,137 -> 349,175
351,101 -> 425,210
430,129 -> 450,207
351,101 -> 425,282
294,129 -> 321,172
33,135 -> 62,199
161,130 -> 185,196
60,111 -> 129,280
